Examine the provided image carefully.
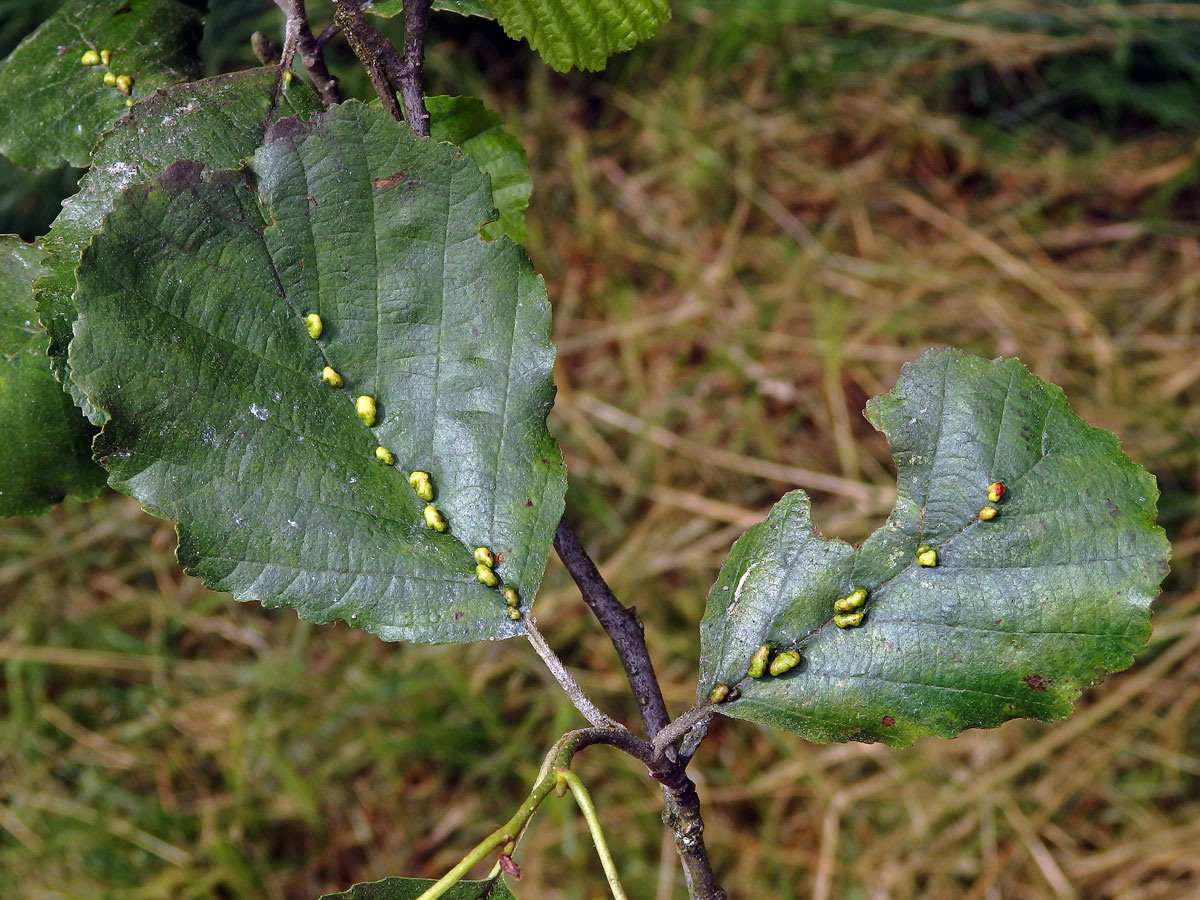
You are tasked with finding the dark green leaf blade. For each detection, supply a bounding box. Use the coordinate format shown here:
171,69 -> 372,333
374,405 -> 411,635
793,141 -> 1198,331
0,0 -> 202,170
0,236 -> 104,516
319,876 -> 514,900
485,0 -> 670,71
699,349 -> 1169,746
70,102 -> 565,643
36,67 -> 322,408
367,0 -> 495,18
428,95 -> 531,243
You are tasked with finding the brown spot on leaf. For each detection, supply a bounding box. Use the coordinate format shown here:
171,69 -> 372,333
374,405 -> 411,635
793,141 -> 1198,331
114,4 -> 132,14
882,715 -> 895,727
1022,674 -> 1053,692
159,159 -> 204,190
373,172 -> 405,190
268,116 -> 314,144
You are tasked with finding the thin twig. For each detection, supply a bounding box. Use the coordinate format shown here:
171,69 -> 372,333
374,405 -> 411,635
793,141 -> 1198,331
314,21 -> 341,52
559,770 -> 630,900
678,714 -> 712,766
272,0 -> 342,106
414,728 -> 652,900
652,704 -> 716,758
414,767 -> 558,900
525,619 -> 617,729
398,0 -> 433,136
655,765 -> 728,900
334,0 -> 405,121
554,520 -> 727,899
332,0 -> 431,134
554,521 -> 672,740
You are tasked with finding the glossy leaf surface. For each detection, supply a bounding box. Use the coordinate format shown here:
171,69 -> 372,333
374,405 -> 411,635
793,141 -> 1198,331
0,0 -> 202,170
699,349 -> 1169,746
36,68 -> 321,404
70,102 -> 565,643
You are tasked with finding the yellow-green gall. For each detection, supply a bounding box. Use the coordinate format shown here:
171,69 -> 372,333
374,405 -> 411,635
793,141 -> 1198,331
476,564 -> 498,587
768,650 -> 801,676
114,75 -> 133,95
987,481 -> 1007,503
833,588 -> 867,614
502,586 -> 519,607
303,313 -> 323,338
100,49 -> 112,66
834,611 -> 865,629
321,365 -> 342,387
423,504 -> 446,532
978,505 -> 998,521
916,545 -> 938,567
80,50 -> 101,66
355,395 -> 376,427
709,684 -> 730,704
125,97 -> 134,108
408,470 -> 433,501
506,607 -> 522,620
474,546 -> 495,567
282,70 -> 292,85
374,446 -> 395,466
102,71 -> 117,87
747,644 -> 770,679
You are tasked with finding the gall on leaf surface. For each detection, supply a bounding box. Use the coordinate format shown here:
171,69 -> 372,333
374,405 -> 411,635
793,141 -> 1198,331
699,349 -> 1169,746
0,0 -> 202,170
0,236 -> 104,516
69,102 -> 565,643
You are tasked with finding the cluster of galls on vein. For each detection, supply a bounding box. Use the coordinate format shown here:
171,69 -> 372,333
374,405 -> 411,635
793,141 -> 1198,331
305,313 -> 522,621
78,47 -> 135,105
708,480 -> 1010,705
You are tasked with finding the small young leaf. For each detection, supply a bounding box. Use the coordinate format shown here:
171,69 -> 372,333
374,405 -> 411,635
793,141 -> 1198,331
0,0 -> 202,170
318,875 -> 515,900
698,349 -> 1169,746
485,0 -> 671,72
427,95 -> 532,243
70,102 -> 565,644
0,236 -> 104,516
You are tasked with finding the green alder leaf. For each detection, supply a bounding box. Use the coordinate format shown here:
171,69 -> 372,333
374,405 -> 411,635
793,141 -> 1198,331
319,876 -> 514,899
428,95 -> 531,243
0,0 -> 202,170
0,236 -> 105,516
483,0 -> 670,71
699,348 -> 1169,747
367,0 -> 495,19
69,102 -> 565,644
35,67 -> 322,414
